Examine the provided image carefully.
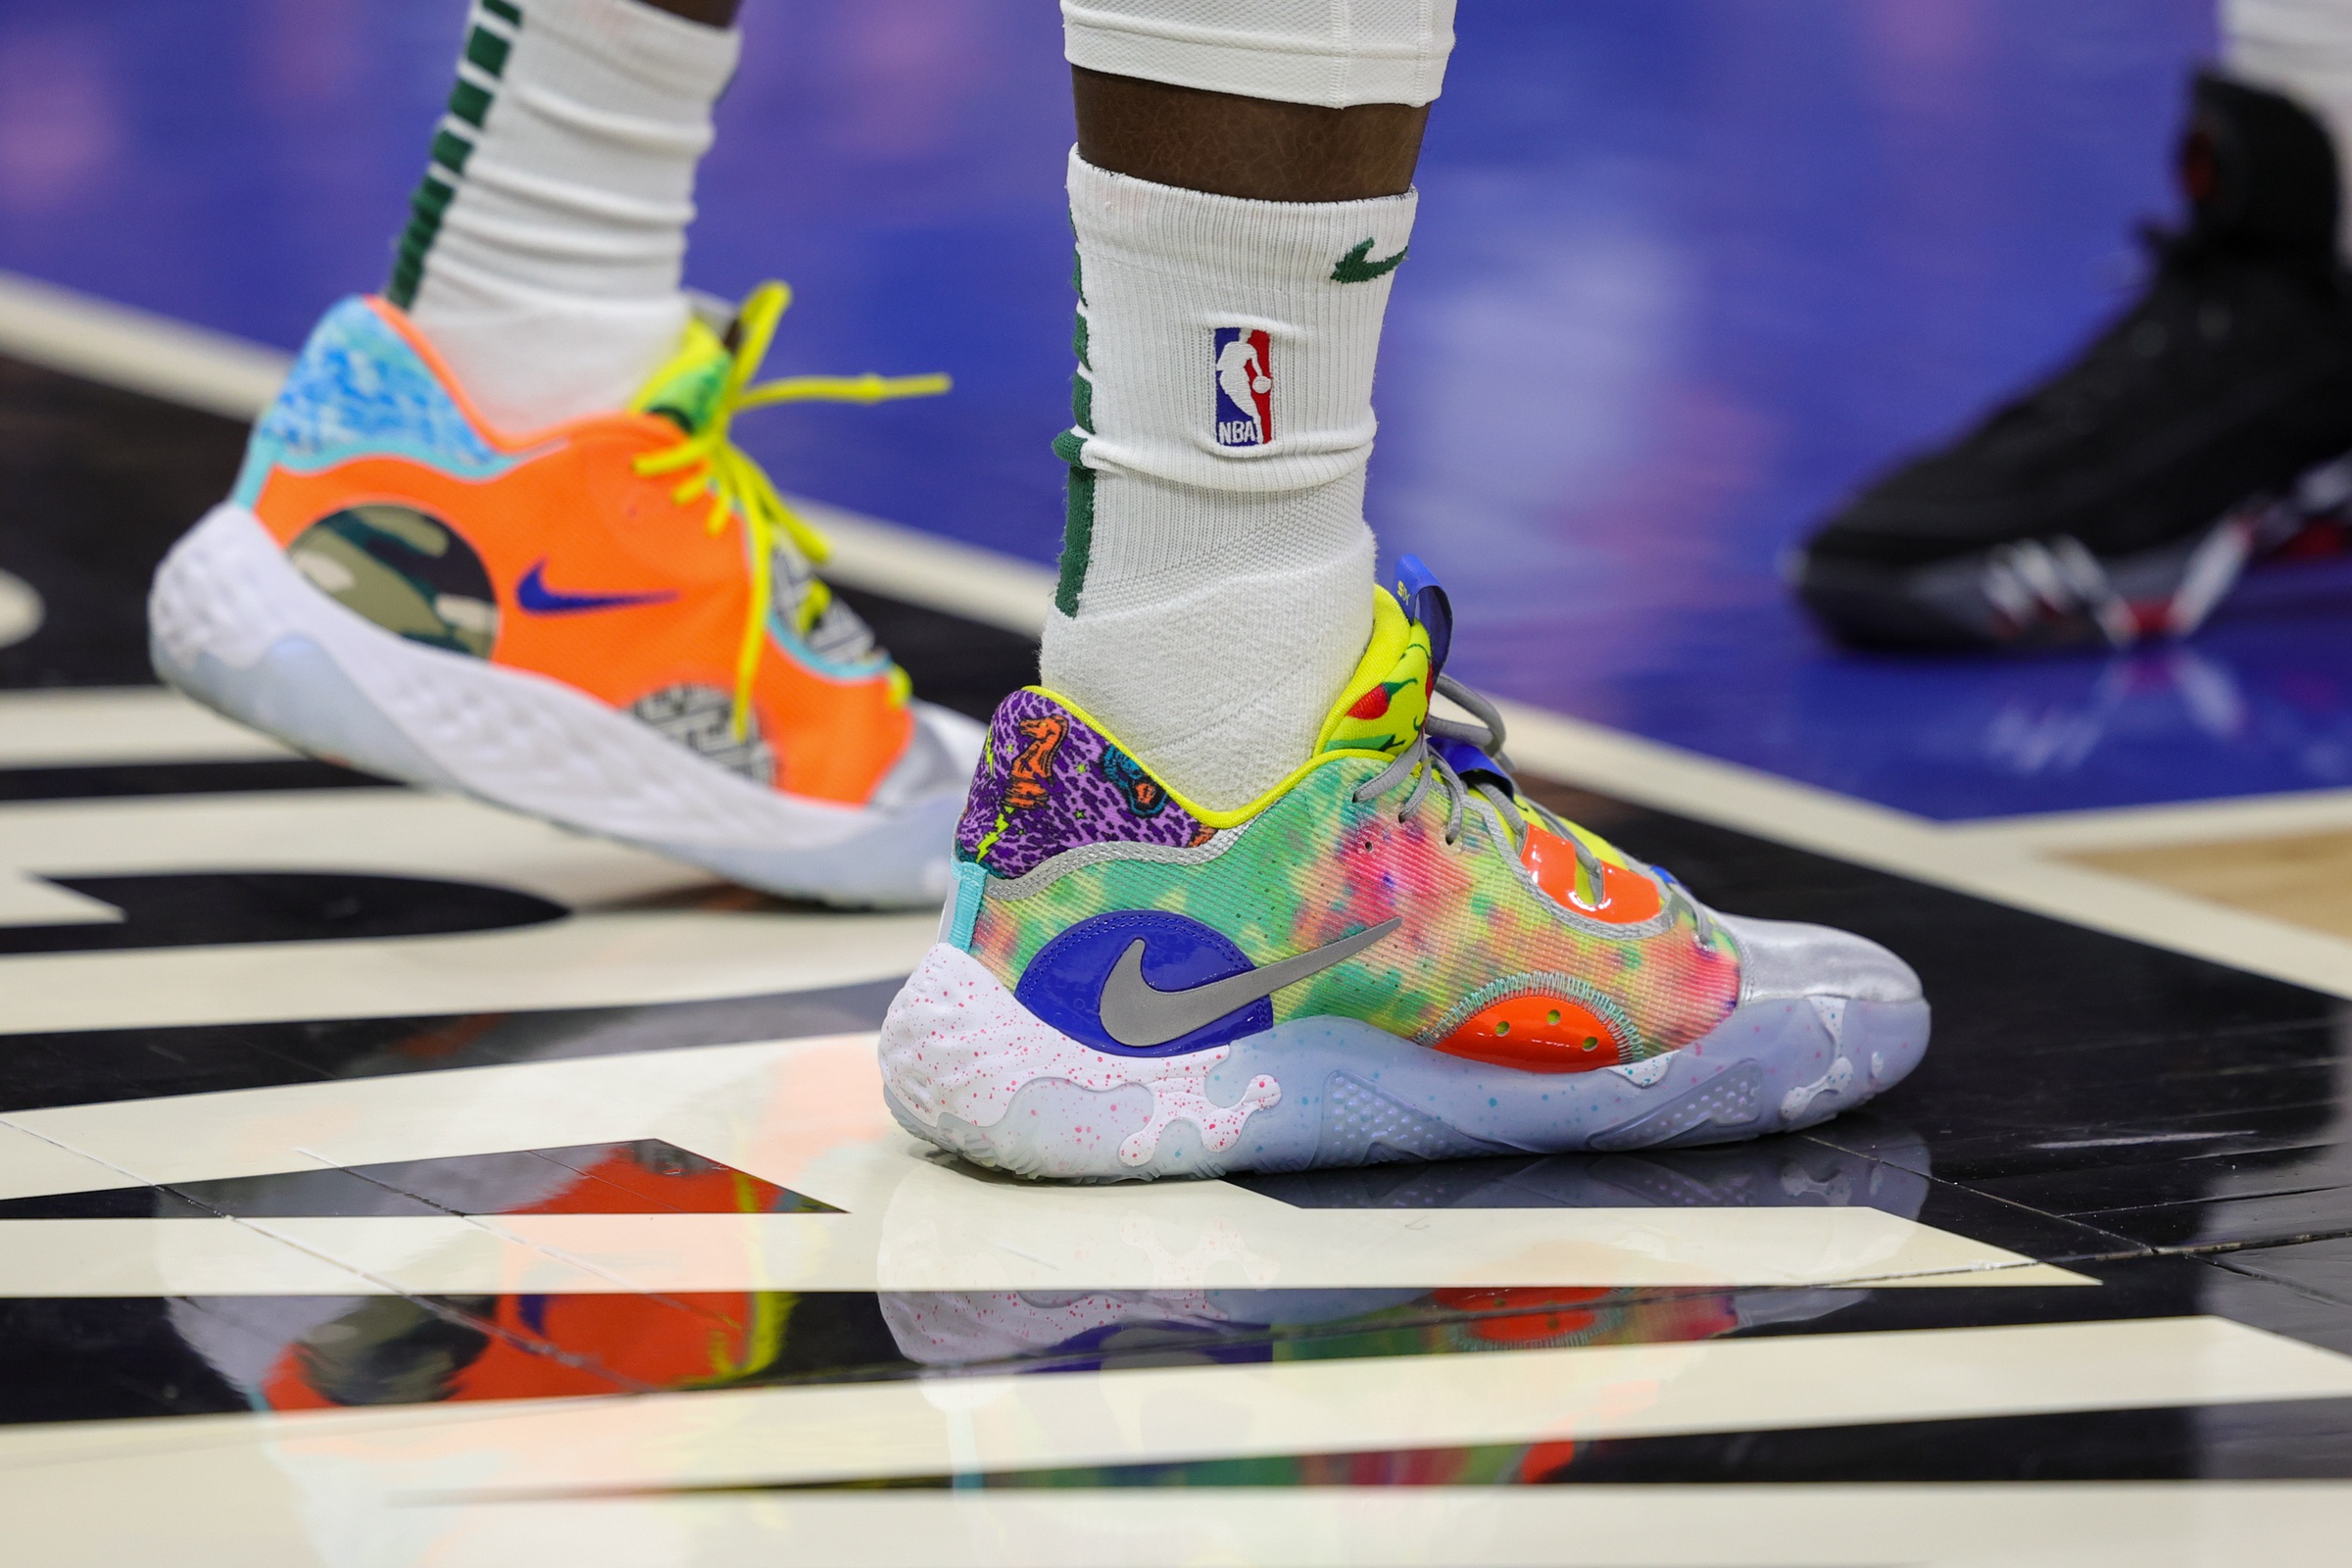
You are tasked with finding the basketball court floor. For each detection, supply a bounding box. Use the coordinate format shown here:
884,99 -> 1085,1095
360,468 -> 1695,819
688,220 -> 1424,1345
7,1 -> 2352,1561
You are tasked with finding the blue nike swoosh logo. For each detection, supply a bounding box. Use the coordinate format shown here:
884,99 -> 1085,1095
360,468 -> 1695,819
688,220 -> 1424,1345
514,561 -> 680,615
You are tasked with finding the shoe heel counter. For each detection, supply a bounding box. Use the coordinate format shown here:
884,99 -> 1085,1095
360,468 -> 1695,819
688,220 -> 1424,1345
230,297 -> 512,511
953,688 -> 1213,883
951,699 -> 1004,872
231,298 -> 382,508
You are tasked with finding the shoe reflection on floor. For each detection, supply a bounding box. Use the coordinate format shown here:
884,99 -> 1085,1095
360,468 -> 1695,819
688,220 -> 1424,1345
168,1139 -> 841,1408
161,1131 -> 1924,1494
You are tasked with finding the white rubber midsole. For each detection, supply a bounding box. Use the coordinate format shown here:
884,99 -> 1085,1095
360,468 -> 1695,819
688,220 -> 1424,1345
880,941 -> 1934,1180
883,943 -> 1284,1171
149,502 -> 906,856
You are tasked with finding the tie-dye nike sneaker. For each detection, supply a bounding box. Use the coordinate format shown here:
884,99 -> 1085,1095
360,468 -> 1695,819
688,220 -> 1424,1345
880,562 -> 1930,1179
148,283 -> 979,907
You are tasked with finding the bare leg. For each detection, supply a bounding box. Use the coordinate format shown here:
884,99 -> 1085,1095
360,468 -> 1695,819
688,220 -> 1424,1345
640,0 -> 740,24
1072,65 -> 1427,201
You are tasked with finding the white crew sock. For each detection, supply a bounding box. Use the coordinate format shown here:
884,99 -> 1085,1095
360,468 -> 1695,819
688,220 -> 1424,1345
1062,0 -> 1456,110
388,0 -> 739,432
1042,152 -> 1416,810
2225,0 -> 2352,245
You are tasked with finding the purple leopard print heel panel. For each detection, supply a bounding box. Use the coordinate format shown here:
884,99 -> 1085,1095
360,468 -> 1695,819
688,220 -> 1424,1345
955,690 -> 1212,878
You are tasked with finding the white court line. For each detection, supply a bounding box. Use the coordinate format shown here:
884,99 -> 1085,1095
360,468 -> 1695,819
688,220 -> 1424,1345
1952,785 -> 2352,853
0,687 -> 291,766
253,1483 -> 2352,1568
0,909 -> 932,1034
795,494 -> 1055,637
16,1478 -> 2351,1568
0,1032 -> 2084,1294
0,788 -> 717,909
16,1481 -> 2352,1568
0,270 -> 291,422
0,787 -> 934,1029
7,268 -> 2352,998
0,1205 -> 2083,1297
0,1317 -> 2334,1494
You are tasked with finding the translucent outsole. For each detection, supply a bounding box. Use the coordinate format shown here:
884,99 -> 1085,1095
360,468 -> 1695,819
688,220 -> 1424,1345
880,944 -> 1931,1181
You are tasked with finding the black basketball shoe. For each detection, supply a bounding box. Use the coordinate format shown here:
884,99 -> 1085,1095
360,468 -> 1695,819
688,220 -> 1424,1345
1793,73 -> 2352,651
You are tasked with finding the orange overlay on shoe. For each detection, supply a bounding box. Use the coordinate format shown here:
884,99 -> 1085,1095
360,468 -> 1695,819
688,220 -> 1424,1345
233,288 -> 946,805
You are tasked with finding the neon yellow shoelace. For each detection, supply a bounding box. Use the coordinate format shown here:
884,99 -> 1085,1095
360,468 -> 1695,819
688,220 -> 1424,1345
632,280 -> 950,738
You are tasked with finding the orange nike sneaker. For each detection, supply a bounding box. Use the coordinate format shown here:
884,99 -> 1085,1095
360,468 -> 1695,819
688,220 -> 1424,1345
148,283 -> 980,906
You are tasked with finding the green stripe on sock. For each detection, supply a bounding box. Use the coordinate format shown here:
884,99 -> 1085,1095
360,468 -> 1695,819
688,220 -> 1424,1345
465,24 -> 513,77
447,78 -> 493,128
1054,240 -> 1097,616
388,228 -> 434,307
387,246 -> 425,310
429,127 -> 474,175
387,7 -> 514,309
1055,465 -> 1096,617
386,174 -> 457,309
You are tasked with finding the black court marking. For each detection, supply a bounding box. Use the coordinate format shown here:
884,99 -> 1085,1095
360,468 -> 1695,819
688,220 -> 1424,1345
0,1292 -> 908,1426
0,759 -> 395,802
0,871 -> 564,955
1537,1397 -> 2352,1484
0,1138 -> 841,1219
0,976 -> 904,1113
661,1398 -> 2352,1490
833,583 -> 1037,722
0,355 -> 244,688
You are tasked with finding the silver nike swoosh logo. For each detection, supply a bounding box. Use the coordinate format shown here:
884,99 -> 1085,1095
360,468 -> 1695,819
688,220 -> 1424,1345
1097,917 -> 1402,1050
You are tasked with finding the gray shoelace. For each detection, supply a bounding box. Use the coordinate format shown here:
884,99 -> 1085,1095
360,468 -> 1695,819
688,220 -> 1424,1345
1348,672 -> 1608,901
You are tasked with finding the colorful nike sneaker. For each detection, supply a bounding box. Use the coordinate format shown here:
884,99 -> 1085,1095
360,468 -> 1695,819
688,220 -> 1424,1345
880,562 -> 1930,1179
148,283 -> 979,906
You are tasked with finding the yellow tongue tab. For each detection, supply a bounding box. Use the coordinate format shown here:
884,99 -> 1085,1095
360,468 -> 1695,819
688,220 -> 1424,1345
631,317 -> 734,435
1314,589 -> 1434,759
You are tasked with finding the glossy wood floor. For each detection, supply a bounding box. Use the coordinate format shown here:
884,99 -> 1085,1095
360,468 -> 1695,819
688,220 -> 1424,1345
4,349 -> 2352,1563
2072,831 -> 2352,943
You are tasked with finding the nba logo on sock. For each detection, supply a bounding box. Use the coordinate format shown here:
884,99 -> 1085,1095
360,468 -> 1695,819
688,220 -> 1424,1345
1213,327 -> 1274,448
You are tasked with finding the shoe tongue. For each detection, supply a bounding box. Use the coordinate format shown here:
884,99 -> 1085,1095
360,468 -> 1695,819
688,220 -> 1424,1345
629,316 -> 734,435
1393,553 -> 1455,678
2179,72 -> 2340,277
1387,554 -> 1505,785
1315,555 -> 1456,762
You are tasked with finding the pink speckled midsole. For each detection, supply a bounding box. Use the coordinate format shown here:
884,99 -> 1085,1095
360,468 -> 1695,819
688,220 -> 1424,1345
878,943 -> 1931,1182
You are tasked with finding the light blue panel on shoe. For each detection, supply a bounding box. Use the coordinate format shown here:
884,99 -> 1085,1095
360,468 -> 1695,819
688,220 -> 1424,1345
243,297 -> 520,493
